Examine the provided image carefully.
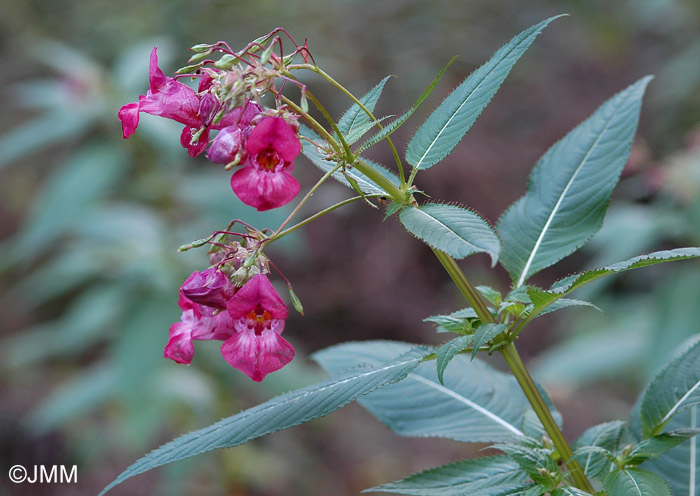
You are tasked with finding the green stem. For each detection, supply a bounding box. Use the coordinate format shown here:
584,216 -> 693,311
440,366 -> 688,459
354,158 -> 405,203
432,249 -> 594,493
289,64 -> 407,186
269,162 -> 344,240
432,249 -> 494,323
500,343 -> 594,493
274,194 -> 380,241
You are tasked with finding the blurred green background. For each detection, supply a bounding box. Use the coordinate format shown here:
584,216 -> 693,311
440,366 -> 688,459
1,1 -> 699,495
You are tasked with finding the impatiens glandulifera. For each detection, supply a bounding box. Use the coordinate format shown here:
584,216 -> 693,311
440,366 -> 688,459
104,22 -> 700,496
223,274 -> 294,382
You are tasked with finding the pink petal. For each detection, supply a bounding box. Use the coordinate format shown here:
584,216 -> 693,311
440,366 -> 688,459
118,102 -> 140,139
230,165 -> 300,211
214,101 -> 263,130
138,48 -> 201,128
226,274 -> 289,320
163,321 -> 196,364
180,127 -> 210,157
246,117 -> 301,161
220,327 -> 295,382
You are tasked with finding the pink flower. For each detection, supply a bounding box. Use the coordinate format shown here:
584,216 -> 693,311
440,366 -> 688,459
180,268 -> 236,310
118,47 -> 263,157
164,294 -> 235,364
230,117 -> 301,211
222,274 -> 294,382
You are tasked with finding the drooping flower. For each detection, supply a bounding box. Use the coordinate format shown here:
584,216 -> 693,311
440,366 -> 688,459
230,116 -> 301,211
118,47 -> 263,157
222,274 -> 294,382
180,268 -> 235,310
164,293 -> 235,364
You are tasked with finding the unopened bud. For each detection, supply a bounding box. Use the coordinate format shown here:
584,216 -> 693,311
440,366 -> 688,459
260,44 -> 274,65
176,64 -> 200,75
289,288 -> 304,315
188,49 -> 212,64
191,43 -> 214,53
207,126 -> 246,165
215,54 -> 237,70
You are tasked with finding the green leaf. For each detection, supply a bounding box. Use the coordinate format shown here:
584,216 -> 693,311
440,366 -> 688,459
550,488 -> 595,496
471,323 -> 508,360
364,455 -> 530,495
98,346 -> 430,495
528,248 -> 700,316
573,420 -> 627,479
405,16 -> 562,171
337,76 -> 391,143
436,335 -> 472,384
635,408 -> 699,496
313,341 -> 544,442
424,308 -> 478,334
477,285 -> 503,306
497,76 -> 653,286
625,429 -> 700,465
300,124 -> 400,194
399,203 -> 500,264
492,443 -> 558,484
640,339 -> 700,437
355,56 -> 456,154
604,468 -> 672,496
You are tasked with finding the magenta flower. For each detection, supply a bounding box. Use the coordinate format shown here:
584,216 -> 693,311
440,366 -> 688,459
222,274 -> 294,382
230,117 -> 301,211
118,47 -> 263,157
180,268 -> 236,310
164,294 -> 235,364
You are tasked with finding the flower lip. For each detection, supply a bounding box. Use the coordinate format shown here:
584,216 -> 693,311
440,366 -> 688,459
227,274 -> 289,320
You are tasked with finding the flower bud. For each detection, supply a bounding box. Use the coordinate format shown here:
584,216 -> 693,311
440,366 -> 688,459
181,268 -> 235,309
206,126 -> 246,165
199,93 -> 220,126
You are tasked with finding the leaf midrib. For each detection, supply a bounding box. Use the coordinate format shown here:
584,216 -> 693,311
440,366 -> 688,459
409,207 -> 484,251
409,374 -> 524,437
515,94 -> 625,287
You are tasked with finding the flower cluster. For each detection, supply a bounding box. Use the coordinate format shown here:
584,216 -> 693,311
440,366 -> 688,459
165,263 -> 295,382
118,47 -> 302,211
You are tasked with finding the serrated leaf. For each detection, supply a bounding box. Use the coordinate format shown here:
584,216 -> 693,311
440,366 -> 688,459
436,335 -> 473,384
526,248 -> 700,319
313,341 -> 539,442
405,16 -> 562,171
300,124 -> 400,195
477,285 -> 503,306
471,323 -> 508,360
98,346 -> 430,495
635,407 -> 699,496
346,115 -> 392,144
639,339 -> 700,438
364,455 -> 529,495
399,203 -> 500,264
354,56 -> 455,154
424,308 -> 477,334
337,76 -> 392,142
573,420 -> 627,479
497,76 -> 653,286
625,429 -> 700,465
492,443 -> 558,483
604,468 -> 672,496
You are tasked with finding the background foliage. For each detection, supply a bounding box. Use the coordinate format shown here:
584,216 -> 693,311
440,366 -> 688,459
1,1 -> 699,495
